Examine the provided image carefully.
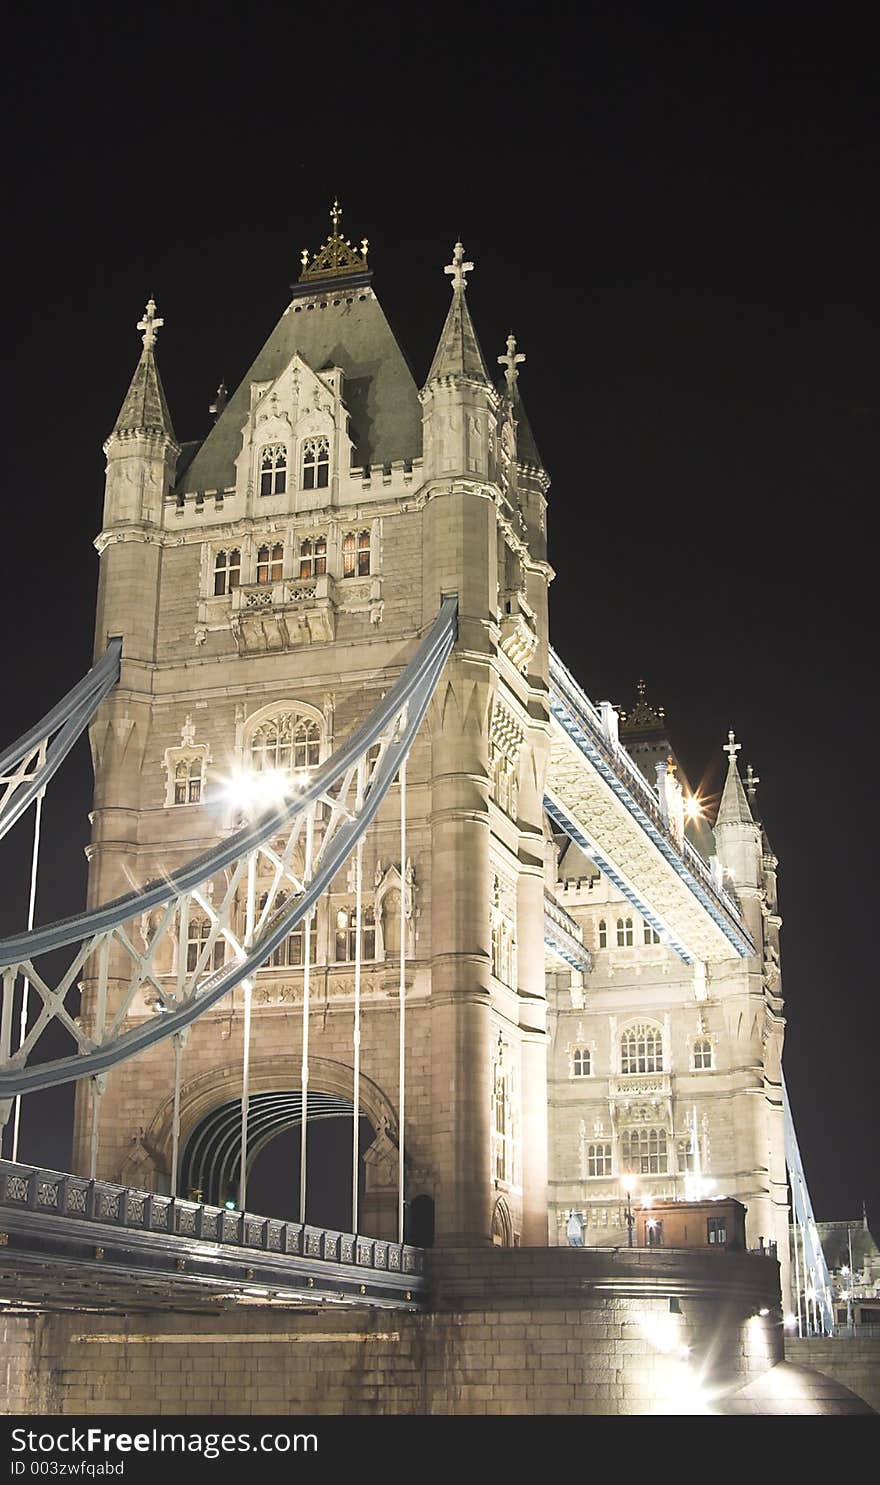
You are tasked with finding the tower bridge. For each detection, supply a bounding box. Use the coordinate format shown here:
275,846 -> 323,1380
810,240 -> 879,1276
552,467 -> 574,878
0,206 -> 845,1414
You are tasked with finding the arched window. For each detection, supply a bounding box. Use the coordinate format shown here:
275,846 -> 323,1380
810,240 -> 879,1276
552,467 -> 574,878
617,917 -> 634,947
643,922 -> 661,945
299,535 -> 327,579
342,529 -> 371,578
620,1023 -> 664,1075
256,542 -> 284,584
677,1137 -> 696,1174
572,1047 -> 591,1078
587,1142 -> 613,1177
214,548 -> 241,596
302,437 -> 330,489
249,711 -> 321,774
186,918 -> 225,975
173,758 -> 203,805
622,1126 -> 668,1175
693,1038 -> 713,1070
334,904 -> 377,962
259,892 -> 316,967
259,444 -> 287,497
598,919 -> 607,949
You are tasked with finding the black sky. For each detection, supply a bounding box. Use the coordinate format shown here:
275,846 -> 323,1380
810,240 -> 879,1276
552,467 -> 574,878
1,3 -> 876,1224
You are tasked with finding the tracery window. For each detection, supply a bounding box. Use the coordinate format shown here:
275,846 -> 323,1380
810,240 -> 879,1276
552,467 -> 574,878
299,535 -> 327,579
587,1143 -> 612,1177
259,892 -> 316,967
333,904 -> 377,962
259,444 -> 287,497
620,1023 -> 664,1075
616,916 -> 634,947
186,918 -> 226,975
693,1038 -> 713,1070
643,922 -> 661,945
256,542 -> 284,584
598,919 -> 607,949
249,713 -> 321,774
302,437 -> 330,490
677,1138 -> 696,1175
342,529 -> 371,578
213,548 -> 241,596
572,1047 -> 591,1078
491,1042 -> 519,1185
173,757 -> 203,805
621,1126 -> 668,1175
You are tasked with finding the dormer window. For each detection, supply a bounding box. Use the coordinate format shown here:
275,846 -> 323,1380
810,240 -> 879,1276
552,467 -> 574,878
299,536 -> 327,579
342,529 -> 371,578
213,548 -> 241,596
259,444 -> 287,497
302,437 -> 330,490
256,543 -> 283,584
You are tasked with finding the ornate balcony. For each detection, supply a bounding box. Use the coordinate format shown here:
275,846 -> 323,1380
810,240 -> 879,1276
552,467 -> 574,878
499,589 -> 538,672
230,574 -> 336,652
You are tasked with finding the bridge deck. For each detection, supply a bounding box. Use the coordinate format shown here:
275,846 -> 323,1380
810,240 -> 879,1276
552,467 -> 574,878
0,1161 -> 425,1312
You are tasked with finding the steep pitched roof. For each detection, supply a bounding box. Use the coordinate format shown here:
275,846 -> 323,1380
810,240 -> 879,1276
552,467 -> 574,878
716,754 -> 755,827
112,347 -> 176,440
425,286 -> 492,385
514,392 -> 545,470
176,287 -> 422,493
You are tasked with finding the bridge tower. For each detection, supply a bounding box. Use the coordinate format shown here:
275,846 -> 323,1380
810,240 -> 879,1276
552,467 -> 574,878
76,209 -> 553,1247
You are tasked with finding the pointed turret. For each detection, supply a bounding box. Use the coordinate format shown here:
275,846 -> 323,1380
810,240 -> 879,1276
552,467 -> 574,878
109,299 -> 176,441
425,242 -> 492,385
716,730 -> 756,827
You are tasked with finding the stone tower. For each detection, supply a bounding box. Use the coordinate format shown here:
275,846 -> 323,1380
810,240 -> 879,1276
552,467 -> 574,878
77,208 -> 553,1248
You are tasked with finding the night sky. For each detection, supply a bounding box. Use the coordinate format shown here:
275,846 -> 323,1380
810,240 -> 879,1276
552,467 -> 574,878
1,5 -> 876,1227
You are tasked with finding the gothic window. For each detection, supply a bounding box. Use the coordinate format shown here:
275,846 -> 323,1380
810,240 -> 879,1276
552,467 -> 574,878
616,916 -> 634,947
342,529 -> 371,578
186,918 -> 225,976
302,437 -> 330,490
622,1126 -> 668,1175
299,535 -> 327,579
259,892 -> 316,967
489,745 -> 518,818
598,919 -> 607,949
677,1138 -> 696,1174
572,1047 -> 591,1078
490,874 -> 517,989
256,542 -> 284,584
334,904 -> 377,962
173,758 -> 203,805
693,1038 -> 713,1070
643,922 -> 661,945
491,1043 -> 519,1186
259,444 -> 287,497
249,712 -> 321,774
620,1023 -> 664,1075
587,1142 -> 612,1177
213,548 -> 241,596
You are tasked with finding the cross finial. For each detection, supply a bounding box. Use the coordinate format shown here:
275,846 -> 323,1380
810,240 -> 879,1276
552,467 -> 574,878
498,332 -> 525,394
445,240 -> 474,292
745,763 -> 760,801
137,297 -> 163,351
724,729 -> 741,764
637,678 -> 647,701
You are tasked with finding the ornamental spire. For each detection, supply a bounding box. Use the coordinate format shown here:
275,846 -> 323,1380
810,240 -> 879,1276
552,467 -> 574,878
498,332 -> 525,396
424,238 -> 491,385
445,240 -> 474,292
716,729 -> 755,827
137,296 -> 163,350
299,199 -> 369,282
109,295 -> 176,442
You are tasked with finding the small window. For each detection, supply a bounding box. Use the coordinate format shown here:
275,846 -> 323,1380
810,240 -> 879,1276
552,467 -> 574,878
707,1217 -> 727,1246
693,1038 -> 713,1070
302,437 -> 330,490
214,548 -> 241,596
598,919 -> 607,949
259,444 -> 287,497
643,922 -> 661,945
186,919 -> 225,975
646,1219 -> 664,1247
173,758 -> 202,805
342,528 -> 371,577
333,904 -> 377,962
299,535 -> 327,579
617,917 -> 634,947
256,542 -> 284,584
259,893 -> 317,968
587,1142 -> 612,1177
572,1047 -> 591,1078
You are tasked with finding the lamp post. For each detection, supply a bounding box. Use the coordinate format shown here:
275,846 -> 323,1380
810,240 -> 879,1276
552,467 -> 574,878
621,1174 -> 637,1248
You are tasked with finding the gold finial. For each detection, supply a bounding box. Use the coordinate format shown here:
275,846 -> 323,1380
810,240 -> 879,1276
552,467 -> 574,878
299,199 -> 369,282
137,296 -> 163,351
445,240 -> 473,291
